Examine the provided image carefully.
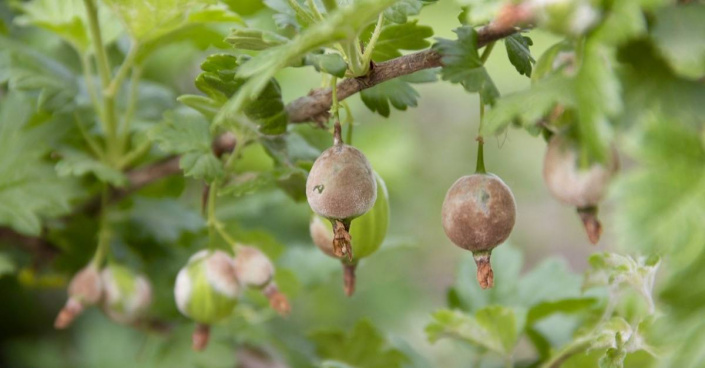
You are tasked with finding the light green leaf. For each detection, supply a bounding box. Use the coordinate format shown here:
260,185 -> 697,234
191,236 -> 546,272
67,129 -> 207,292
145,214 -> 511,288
362,20 -> 433,62
426,306 -> 520,357
613,121 -> 705,269
55,149 -> 127,186
177,94 -> 221,119
360,69 -> 436,117
591,0 -> 647,46
303,52 -> 348,78
504,33 -> 534,77
15,0 -> 122,52
225,28 -> 289,51
310,320 -> 408,368
383,0 -> 436,24
651,4 -> 705,79
482,75 -> 575,134
0,94 -> 77,235
433,26 -> 499,105
217,0 -> 398,126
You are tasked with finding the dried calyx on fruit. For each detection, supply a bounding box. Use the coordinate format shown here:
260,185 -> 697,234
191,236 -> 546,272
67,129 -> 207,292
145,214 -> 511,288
306,122 -> 377,261
543,134 -> 618,244
100,264 -> 152,325
54,263 -> 103,329
309,172 -> 389,296
233,245 -> 290,316
441,137 -> 516,289
174,250 -> 240,351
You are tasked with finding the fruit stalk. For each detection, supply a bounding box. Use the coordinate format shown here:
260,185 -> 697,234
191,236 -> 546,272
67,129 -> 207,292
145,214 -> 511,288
577,206 -> 601,244
343,262 -> 357,297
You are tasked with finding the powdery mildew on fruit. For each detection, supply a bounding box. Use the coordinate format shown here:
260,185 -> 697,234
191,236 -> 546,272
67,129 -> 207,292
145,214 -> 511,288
442,174 -> 516,252
306,144 -> 377,221
234,246 -> 274,288
204,251 -> 240,298
543,135 -> 617,208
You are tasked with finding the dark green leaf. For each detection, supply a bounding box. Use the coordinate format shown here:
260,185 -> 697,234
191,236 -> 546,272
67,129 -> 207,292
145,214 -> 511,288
433,26 -> 499,104
179,151 -> 223,182
504,34 -> 534,77
129,197 -> 205,242
190,54 -> 288,135
55,149 -> 127,186
360,69 -> 436,117
148,111 -> 212,154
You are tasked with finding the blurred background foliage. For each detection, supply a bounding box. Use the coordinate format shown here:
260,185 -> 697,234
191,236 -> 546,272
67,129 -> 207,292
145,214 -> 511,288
0,0 -> 704,367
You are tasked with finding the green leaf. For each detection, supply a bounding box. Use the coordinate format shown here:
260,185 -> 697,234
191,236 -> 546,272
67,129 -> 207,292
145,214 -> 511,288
0,37 -> 79,112
179,151 -> 223,181
383,0 -> 436,24
188,54 -> 288,134
360,69 -> 436,117
148,111 -> 212,154
482,75 -> 575,135
149,111 -> 223,181
177,94 -> 221,119
613,121 -> 705,269
310,320 -> 408,368
362,20 -> 433,62
591,0 -> 648,46
433,26 -> 499,104
651,4 -> 705,79
426,306 -> 520,357
0,253 -> 16,277
129,197 -> 205,242
55,149 -> 127,186
217,0 -> 398,125
0,93 -> 77,235
303,52 -> 348,78
15,0 -> 122,52
225,28 -> 289,51
504,34 -> 534,77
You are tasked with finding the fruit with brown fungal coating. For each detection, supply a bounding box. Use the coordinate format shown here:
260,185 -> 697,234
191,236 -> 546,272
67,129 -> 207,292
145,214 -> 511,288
442,173 -> 516,289
543,135 -> 618,244
306,122 -> 377,261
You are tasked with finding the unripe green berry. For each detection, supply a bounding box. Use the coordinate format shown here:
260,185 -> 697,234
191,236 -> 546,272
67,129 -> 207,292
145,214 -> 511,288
174,250 -> 239,324
100,264 -> 152,325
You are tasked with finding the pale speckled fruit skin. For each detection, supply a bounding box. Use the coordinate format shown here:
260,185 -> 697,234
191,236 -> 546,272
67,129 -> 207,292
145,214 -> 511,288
306,144 -> 377,220
543,135 -> 618,208
442,174 -> 516,252
233,246 -> 274,289
68,265 -> 103,306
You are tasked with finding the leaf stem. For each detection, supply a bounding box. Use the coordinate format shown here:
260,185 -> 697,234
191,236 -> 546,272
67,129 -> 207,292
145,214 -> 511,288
480,41 -> 496,64
330,77 -> 340,122
307,0 -> 325,20
92,186 -> 112,267
119,63 -> 143,152
79,53 -> 102,121
361,13 -> 384,65
344,39 -> 368,76
83,0 -> 120,166
74,112 -> 105,160
476,99 -> 486,174
342,101 -> 354,145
